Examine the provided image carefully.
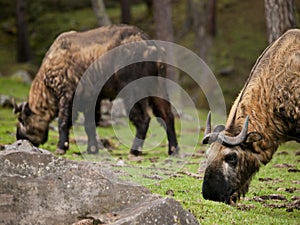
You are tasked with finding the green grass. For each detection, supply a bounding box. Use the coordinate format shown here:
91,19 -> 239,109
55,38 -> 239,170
0,77 -> 299,224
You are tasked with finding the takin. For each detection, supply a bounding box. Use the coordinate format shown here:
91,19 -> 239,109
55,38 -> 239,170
201,29 -> 300,204
14,25 -> 178,156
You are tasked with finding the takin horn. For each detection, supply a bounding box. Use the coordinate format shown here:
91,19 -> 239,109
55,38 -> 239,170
204,111 -> 212,136
12,98 -> 20,114
202,111 -> 249,146
202,111 -> 225,144
217,116 -> 249,146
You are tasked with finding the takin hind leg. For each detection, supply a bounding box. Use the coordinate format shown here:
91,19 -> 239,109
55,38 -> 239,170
95,98 -> 102,126
83,106 -> 99,154
149,96 -> 178,155
128,99 -> 151,156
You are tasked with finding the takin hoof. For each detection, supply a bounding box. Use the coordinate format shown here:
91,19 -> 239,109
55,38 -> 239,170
130,149 -> 143,156
87,145 -> 99,154
168,146 -> 179,156
55,148 -> 66,155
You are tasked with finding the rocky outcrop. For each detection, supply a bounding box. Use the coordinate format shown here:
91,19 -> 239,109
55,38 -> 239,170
0,140 -> 199,225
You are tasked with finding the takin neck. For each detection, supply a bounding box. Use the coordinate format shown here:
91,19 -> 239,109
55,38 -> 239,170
226,98 -> 288,166
28,76 -> 58,123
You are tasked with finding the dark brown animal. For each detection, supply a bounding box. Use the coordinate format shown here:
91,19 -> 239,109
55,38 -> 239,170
201,29 -> 300,204
14,25 -> 178,156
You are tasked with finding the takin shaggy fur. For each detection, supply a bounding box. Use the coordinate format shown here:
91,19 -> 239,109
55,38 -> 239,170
202,29 -> 300,204
14,25 -> 178,156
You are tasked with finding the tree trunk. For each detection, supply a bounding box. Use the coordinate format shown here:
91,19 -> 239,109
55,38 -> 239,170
152,0 -> 180,108
207,0 -> 217,37
153,0 -> 174,42
264,0 -> 296,44
121,0 -> 131,24
16,0 -> 32,62
91,0 -> 111,27
186,0 -> 216,62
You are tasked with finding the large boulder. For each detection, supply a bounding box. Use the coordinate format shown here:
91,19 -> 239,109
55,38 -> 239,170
0,140 -> 199,225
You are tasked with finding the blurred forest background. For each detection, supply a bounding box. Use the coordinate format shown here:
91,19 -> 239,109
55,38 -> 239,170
1,0 -> 300,109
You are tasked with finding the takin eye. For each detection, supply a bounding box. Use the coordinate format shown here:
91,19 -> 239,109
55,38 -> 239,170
18,117 -> 24,124
225,152 -> 238,166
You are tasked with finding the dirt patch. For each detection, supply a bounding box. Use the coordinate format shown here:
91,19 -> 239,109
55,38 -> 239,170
264,200 -> 300,212
258,177 -> 283,183
276,187 -> 299,193
250,194 -> 300,212
288,168 -> 300,173
277,151 -> 288,155
166,189 -> 175,196
236,203 -> 256,211
142,174 -> 164,180
251,194 -> 287,203
273,163 -> 294,168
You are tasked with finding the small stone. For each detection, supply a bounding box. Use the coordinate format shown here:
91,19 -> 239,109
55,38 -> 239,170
11,70 -> 32,84
0,95 -> 13,108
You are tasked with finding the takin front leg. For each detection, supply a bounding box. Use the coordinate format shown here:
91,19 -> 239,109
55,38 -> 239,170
128,100 -> 151,156
150,97 -> 179,155
55,97 -> 73,155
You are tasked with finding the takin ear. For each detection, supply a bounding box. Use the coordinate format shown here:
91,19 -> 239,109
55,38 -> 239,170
213,125 -> 225,132
244,132 -> 262,144
16,102 -> 32,116
23,102 -> 32,116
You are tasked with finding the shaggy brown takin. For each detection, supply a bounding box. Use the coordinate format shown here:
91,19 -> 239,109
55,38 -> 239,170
202,29 -> 300,204
14,25 -> 178,156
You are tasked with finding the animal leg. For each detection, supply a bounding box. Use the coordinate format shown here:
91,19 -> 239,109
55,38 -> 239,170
83,108 -> 99,154
150,97 -> 178,155
95,98 -> 102,126
56,97 -> 73,155
128,100 -> 151,156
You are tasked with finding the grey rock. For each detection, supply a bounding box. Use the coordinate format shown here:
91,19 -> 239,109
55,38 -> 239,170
3,139 -> 50,154
111,98 -> 127,118
0,95 -> 13,108
101,98 -> 127,118
11,69 -> 32,84
219,66 -> 234,76
0,140 -> 199,225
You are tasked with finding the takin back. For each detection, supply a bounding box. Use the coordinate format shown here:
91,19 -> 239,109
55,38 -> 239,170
14,25 -> 178,156
201,29 -> 300,204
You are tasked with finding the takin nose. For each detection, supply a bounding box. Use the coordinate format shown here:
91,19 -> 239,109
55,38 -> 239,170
202,170 -> 232,204
16,128 -> 42,147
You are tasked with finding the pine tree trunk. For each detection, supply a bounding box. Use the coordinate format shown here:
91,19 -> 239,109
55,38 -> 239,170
91,0 -> 111,27
185,0 -> 216,62
152,0 -> 174,42
152,0 -> 180,108
264,0 -> 296,44
16,0 -> 32,62
121,0 -> 131,24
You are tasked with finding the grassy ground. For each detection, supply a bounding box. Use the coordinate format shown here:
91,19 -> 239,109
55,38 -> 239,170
0,77 -> 299,224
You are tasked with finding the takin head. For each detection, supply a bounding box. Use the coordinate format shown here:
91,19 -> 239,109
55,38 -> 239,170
13,101 -> 49,146
201,112 -> 262,204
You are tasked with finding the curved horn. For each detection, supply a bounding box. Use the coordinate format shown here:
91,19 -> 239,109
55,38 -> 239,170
218,116 -> 249,146
204,111 -> 212,136
202,111 -> 223,144
12,98 -> 20,114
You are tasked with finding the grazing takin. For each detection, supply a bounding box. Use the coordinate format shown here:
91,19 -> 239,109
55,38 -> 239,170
201,29 -> 300,204
14,25 -> 178,156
